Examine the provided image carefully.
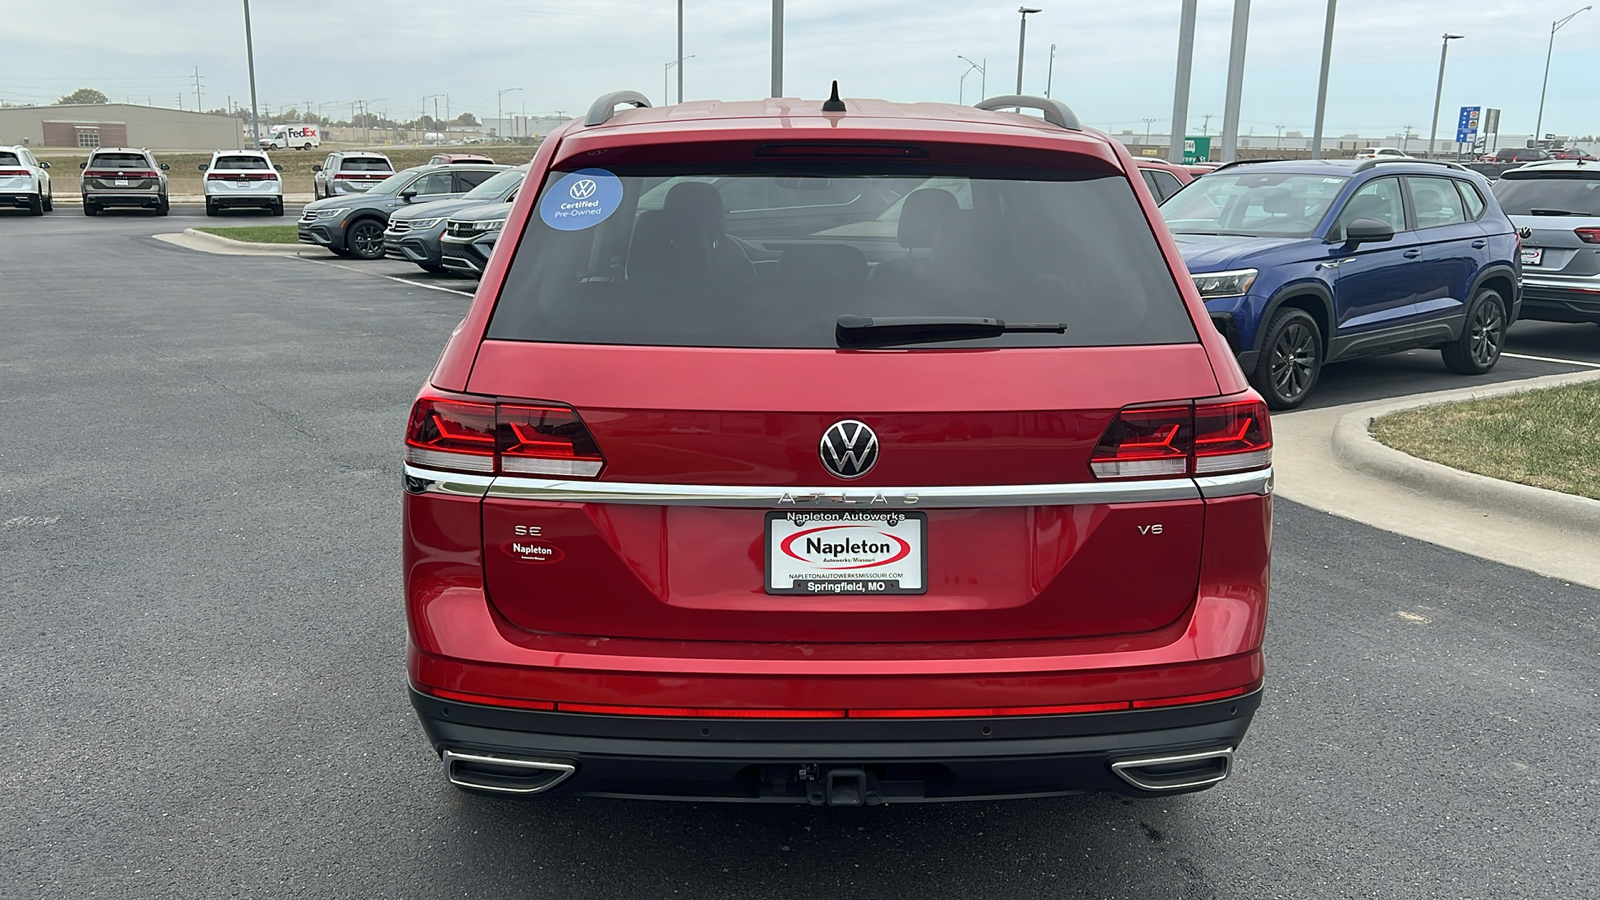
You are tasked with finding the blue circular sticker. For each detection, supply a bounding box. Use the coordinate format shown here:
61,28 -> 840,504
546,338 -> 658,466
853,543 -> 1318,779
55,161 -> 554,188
539,168 -> 624,231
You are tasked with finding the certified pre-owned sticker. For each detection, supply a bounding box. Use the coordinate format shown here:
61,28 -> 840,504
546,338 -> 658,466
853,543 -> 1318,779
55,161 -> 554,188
765,511 -> 926,595
539,169 -> 624,231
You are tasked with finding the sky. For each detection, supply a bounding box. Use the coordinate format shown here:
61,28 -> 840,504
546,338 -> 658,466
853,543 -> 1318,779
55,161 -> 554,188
0,0 -> 1594,139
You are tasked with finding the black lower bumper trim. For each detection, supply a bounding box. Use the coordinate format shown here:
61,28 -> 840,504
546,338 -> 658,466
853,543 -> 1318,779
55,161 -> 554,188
410,687 -> 1260,802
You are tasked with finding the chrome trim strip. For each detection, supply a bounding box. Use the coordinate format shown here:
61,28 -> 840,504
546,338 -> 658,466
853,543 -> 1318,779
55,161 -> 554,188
1195,467 -> 1274,499
442,750 -> 576,795
482,474 -> 1200,508
403,464 -> 493,497
1110,747 -> 1234,792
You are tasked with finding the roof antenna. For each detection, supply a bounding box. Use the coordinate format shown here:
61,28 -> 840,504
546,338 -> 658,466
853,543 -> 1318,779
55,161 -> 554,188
821,80 -> 846,113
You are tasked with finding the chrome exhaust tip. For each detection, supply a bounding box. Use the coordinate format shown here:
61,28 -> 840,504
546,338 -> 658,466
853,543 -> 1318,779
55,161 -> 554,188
442,749 -> 576,795
1110,747 -> 1234,792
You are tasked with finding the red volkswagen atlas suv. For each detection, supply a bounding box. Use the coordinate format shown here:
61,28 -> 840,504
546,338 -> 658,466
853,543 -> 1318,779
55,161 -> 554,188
403,88 -> 1273,804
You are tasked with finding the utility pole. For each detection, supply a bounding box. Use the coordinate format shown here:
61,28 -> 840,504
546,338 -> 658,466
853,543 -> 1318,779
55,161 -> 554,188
771,0 -> 784,97
1045,43 -> 1056,98
1143,117 -> 1158,147
1218,0 -> 1250,163
1202,112 -> 1213,136
1311,0 -> 1336,159
194,67 -> 203,112
677,0 -> 685,104
1275,124 -> 1285,149
1016,8 -> 1042,95
1168,0 -> 1198,164
242,0 -> 261,146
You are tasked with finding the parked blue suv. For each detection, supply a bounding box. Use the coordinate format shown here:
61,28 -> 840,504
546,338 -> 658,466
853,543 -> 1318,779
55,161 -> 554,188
1160,159 -> 1521,409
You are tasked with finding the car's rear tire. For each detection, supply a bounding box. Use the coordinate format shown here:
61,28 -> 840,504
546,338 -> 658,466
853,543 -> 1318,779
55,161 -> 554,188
345,217 -> 386,259
270,198 -> 285,217
302,143 -> 313,151
156,194 -> 170,216
205,199 -> 219,217
1250,307 -> 1323,411
27,193 -> 44,216
1441,288 -> 1506,375
83,201 -> 98,217
42,190 -> 53,212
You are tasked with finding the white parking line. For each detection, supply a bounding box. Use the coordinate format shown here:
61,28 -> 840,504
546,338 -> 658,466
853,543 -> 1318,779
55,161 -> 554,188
1502,352 -> 1600,369
295,256 -> 475,297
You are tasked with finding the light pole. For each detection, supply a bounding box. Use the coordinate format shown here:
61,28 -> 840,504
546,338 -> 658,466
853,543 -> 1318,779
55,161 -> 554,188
1275,124 -> 1285,149
665,56 -> 695,106
958,55 -> 987,103
1143,118 -> 1158,148
1016,8 -> 1042,94
241,0 -> 261,147
677,0 -> 685,106
1169,0 -> 1198,163
1310,0 -> 1336,159
1218,0 -> 1250,163
497,87 -> 522,142
1427,33 -> 1464,159
771,0 -> 784,98
1045,43 -> 1056,98
422,93 -> 445,139
1535,6 -> 1590,145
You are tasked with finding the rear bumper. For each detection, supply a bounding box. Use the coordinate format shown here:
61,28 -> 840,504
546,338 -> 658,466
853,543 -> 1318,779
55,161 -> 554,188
83,191 -> 160,207
410,686 -> 1260,802
1520,279 -> 1600,324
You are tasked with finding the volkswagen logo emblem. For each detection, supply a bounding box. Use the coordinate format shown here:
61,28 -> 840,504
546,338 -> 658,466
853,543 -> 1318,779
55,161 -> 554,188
820,420 -> 878,479
569,178 -> 598,200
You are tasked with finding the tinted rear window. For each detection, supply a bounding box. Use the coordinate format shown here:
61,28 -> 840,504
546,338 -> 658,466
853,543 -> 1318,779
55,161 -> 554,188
341,157 -> 392,172
215,155 -> 270,170
0,152 -> 20,165
91,153 -> 149,168
1492,173 -> 1600,216
487,165 -> 1195,349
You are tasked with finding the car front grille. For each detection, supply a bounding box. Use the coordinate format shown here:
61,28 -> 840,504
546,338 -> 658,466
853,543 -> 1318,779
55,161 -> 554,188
446,220 -> 490,237
388,220 -> 413,235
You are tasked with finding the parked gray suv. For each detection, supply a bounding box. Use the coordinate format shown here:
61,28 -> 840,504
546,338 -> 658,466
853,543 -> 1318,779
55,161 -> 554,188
311,151 -> 394,199
80,148 -> 170,216
383,164 -> 526,273
297,163 -> 506,259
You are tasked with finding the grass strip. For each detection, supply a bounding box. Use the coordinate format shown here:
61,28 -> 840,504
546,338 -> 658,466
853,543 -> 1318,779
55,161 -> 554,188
1372,381 -> 1600,501
193,225 -> 300,244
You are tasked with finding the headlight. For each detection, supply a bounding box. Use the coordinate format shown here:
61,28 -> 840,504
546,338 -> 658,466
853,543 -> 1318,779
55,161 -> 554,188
1191,268 -> 1258,298
312,207 -> 349,219
478,219 -> 506,233
407,218 -> 444,229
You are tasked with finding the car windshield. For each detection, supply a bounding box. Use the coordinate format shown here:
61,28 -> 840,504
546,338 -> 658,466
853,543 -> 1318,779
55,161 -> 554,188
362,168 -> 420,195
91,153 -> 149,169
1492,173 -> 1600,215
462,167 -> 527,200
341,157 -> 393,172
215,155 -> 269,170
1160,172 -> 1348,237
486,164 -> 1196,349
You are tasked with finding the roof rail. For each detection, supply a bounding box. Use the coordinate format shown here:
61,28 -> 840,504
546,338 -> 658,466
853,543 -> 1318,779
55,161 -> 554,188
973,95 -> 1082,131
1353,157 -> 1469,173
1205,158 -> 1298,173
584,91 -> 652,127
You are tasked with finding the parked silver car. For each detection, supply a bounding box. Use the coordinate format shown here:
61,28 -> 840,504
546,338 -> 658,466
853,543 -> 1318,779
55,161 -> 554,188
312,151 -> 394,199
1493,160 -> 1600,325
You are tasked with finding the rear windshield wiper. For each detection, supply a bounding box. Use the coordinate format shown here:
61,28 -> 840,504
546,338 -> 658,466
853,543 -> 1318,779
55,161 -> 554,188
1527,208 -> 1593,216
836,315 -> 1066,346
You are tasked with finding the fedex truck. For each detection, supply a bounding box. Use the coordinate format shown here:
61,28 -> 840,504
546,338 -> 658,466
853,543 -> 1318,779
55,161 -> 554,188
259,124 -> 321,151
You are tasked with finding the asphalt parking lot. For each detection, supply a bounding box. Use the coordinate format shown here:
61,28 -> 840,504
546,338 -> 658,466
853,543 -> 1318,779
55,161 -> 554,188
2,209 -> 1597,899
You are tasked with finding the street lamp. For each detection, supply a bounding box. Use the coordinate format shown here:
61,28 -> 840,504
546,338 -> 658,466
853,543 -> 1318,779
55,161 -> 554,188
1045,43 -> 1057,98
240,0 -> 261,147
1016,7 -> 1042,95
1143,117 -> 1158,147
1427,33 -> 1464,159
1535,6 -> 1590,144
497,87 -> 522,142
958,55 -> 986,104
665,56 -> 696,106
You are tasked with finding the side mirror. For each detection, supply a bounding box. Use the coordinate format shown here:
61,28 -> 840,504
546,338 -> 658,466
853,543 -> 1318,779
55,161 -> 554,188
399,188 -> 417,201
1342,217 -> 1395,245
198,164 -> 208,172
311,164 -> 322,172
159,163 -> 170,171
274,164 -> 283,172
79,162 -> 87,170
39,161 -> 50,169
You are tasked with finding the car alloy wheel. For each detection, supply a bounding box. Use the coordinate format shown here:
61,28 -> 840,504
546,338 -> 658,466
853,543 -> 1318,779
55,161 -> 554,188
1467,298 -> 1503,367
1442,289 -> 1505,375
347,219 -> 385,259
1271,322 -> 1316,401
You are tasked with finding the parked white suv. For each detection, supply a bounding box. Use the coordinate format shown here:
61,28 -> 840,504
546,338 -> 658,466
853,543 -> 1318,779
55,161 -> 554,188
312,151 -> 394,198
1355,147 -> 1412,160
0,145 -> 52,215
199,150 -> 284,216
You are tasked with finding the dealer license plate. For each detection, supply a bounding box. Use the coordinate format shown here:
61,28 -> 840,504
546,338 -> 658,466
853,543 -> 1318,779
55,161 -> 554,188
1521,247 -> 1543,266
236,180 -> 250,188
765,511 -> 926,595
114,179 -> 128,187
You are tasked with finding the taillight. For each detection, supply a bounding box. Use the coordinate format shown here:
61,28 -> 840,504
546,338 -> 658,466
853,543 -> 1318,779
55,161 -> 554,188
0,169 -> 28,177
207,172 -> 278,181
1577,227 -> 1600,245
86,170 -> 158,179
405,394 -> 605,477
1091,396 -> 1271,479
497,404 -> 605,477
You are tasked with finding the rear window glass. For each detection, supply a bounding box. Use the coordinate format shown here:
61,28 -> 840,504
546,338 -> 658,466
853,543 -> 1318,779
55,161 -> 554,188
1491,173 -> 1600,216
341,157 -> 392,172
0,152 -> 20,165
90,153 -> 149,168
214,155 -> 269,170
486,165 -> 1195,349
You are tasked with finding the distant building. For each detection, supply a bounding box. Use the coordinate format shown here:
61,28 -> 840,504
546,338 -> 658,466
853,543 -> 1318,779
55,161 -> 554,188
0,103 -> 244,151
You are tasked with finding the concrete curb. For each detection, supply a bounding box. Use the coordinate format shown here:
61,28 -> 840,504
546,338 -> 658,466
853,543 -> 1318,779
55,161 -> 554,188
152,228 -> 313,256
1330,369 -> 1600,534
